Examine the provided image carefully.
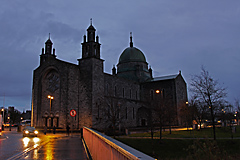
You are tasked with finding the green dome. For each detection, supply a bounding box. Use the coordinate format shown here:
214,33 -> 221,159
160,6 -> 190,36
119,46 -> 146,64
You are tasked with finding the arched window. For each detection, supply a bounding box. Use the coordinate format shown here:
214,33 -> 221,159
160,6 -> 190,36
114,86 -> 117,97
132,107 -> 135,119
150,90 -> 154,100
125,107 -> 127,119
162,89 -> 165,98
106,84 -> 109,95
130,89 -> 132,99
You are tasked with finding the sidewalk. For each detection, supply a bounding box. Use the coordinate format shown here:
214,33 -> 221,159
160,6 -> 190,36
28,135 -> 88,160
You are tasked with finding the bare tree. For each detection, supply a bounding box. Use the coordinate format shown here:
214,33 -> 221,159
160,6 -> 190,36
190,67 -> 227,140
189,96 -> 209,129
234,99 -> 240,125
152,90 -> 175,140
178,101 -> 192,129
102,96 -> 125,138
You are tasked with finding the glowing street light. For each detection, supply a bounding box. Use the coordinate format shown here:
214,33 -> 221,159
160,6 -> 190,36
1,108 -> 4,124
47,95 -> 54,111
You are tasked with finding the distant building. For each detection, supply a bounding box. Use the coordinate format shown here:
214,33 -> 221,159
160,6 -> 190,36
31,22 -> 188,130
22,110 -> 31,120
8,106 -> 14,113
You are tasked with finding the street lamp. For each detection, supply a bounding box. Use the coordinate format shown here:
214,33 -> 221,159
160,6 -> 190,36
1,108 -> 4,124
47,95 -> 54,111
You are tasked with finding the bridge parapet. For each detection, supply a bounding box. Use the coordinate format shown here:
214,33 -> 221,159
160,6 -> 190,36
83,127 -> 156,160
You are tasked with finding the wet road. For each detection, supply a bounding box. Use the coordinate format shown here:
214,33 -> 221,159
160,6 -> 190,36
0,128 -> 88,160
24,136 -> 88,160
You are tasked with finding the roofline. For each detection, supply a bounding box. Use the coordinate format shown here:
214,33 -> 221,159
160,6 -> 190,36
151,74 -> 179,82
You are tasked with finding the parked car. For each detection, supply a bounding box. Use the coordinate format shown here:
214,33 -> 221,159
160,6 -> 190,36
3,123 -> 10,127
21,119 -> 31,127
23,126 -> 38,137
11,124 -> 18,127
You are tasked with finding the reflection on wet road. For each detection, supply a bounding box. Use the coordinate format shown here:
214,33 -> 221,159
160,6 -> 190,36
24,136 -> 88,160
1,130 -> 87,160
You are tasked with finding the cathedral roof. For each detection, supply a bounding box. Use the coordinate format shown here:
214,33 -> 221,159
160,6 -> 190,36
119,46 -> 146,64
87,24 -> 96,31
118,33 -> 146,64
152,74 -> 179,81
87,19 -> 96,31
45,38 -> 53,45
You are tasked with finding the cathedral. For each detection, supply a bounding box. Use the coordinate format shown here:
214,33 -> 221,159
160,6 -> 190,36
31,22 -> 188,131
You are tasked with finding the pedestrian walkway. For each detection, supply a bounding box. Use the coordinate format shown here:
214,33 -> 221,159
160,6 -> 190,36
24,135 -> 88,160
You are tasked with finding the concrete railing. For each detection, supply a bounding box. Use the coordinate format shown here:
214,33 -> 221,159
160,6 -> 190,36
83,127 -> 156,160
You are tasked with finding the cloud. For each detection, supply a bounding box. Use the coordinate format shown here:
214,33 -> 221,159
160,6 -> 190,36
0,0 -> 240,111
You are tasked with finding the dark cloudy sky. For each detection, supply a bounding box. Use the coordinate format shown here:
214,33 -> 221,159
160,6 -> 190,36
0,1 -> 239,112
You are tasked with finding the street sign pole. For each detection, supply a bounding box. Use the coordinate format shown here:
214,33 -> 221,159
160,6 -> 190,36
70,109 -> 77,137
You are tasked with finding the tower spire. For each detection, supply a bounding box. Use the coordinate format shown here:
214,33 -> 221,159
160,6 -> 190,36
45,34 -> 53,55
90,18 -> 92,25
130,32 -> 133,47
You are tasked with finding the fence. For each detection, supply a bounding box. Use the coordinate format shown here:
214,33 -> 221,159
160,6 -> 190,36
83,127 -> 156,160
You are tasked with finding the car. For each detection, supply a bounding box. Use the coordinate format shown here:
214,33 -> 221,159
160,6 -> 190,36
11,124 -> 18,127
23,126 -> 38,137
3,123 -> 10,127
21,119 -> 31,127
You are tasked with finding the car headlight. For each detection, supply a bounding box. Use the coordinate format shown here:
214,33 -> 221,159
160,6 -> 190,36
34,130 -> 38,134
25,130 -> 29,134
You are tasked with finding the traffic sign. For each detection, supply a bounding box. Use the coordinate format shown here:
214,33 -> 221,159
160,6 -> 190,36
70,109 -> 77,117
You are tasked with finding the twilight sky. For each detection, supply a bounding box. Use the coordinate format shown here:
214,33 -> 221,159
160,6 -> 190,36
0,1 -> 239,112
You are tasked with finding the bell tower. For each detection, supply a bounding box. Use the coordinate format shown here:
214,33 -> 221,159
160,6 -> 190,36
78,20 -> 104,128
81,19 -> 101,59
40,34 -> 56,65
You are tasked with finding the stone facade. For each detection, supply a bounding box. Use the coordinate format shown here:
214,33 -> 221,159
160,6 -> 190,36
31,23 -> 188,130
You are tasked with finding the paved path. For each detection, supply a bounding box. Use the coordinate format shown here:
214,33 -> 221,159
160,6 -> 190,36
8,134 -> 89,160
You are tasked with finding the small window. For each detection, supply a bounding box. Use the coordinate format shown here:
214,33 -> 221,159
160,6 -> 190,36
125,107 -> 127,119
150,90 -> 154,100
130,89 -> 132,99
106,84 -> 109,95
97,103 -> 100,118
162,89 -> 165,98
132,107 -> 135,119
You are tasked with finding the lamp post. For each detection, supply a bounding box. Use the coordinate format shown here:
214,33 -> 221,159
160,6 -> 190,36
155,89 -> 163,140
1,108 -> 4,124
47,95 -> 54,111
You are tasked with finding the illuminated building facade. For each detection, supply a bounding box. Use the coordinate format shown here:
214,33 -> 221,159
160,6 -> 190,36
31,22 -> 188,130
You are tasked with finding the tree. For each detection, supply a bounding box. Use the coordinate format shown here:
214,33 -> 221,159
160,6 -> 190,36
178,101 -> 192,129
189,96 -> 209,129
190,67 -> 227,140
8,108 -> 22,124
152,89 -> 175,140
103,96 -> 125,138
234,99 -> 240,125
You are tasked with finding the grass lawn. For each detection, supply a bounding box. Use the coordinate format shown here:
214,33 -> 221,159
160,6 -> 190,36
128,126 -> 240,139
116,138 -> 240,159
116,126 -> 240,159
